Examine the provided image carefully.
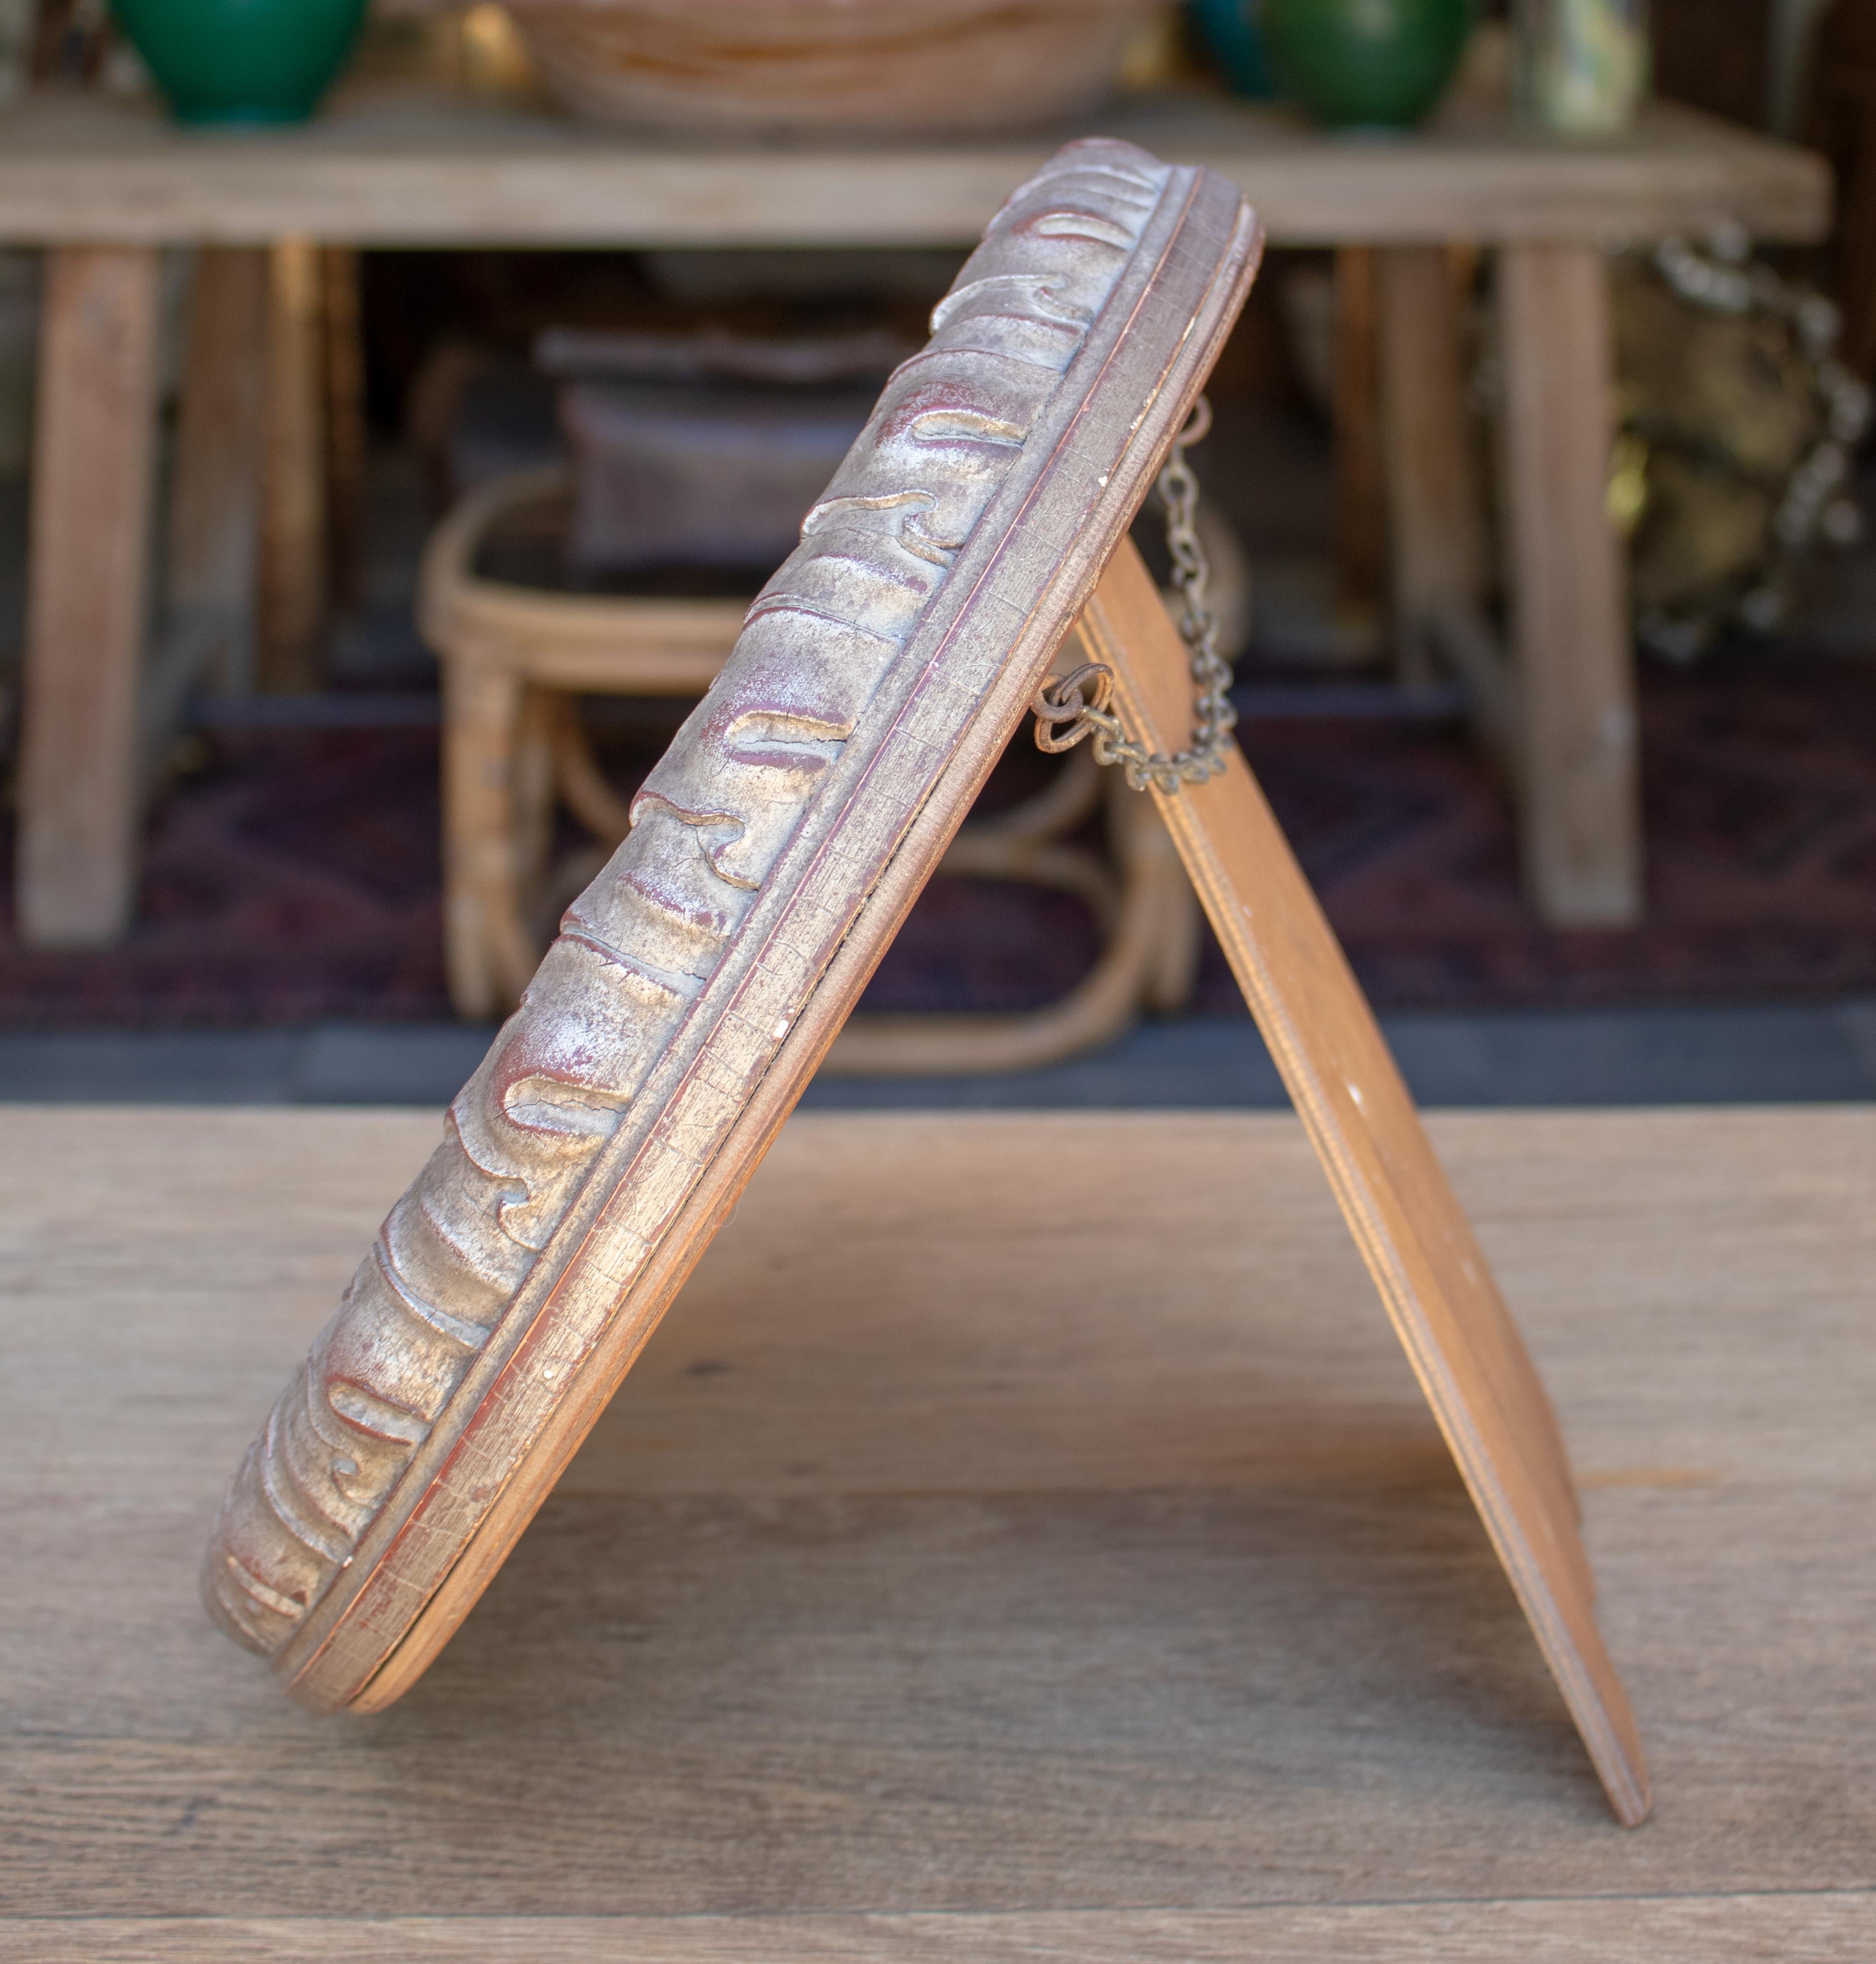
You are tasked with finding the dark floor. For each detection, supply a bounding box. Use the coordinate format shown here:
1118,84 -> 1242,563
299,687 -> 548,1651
4,997 -> 1876,1108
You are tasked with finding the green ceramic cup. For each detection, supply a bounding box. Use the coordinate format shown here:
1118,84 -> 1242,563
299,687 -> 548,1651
1266,0 -> 1475,129
112,0 -> 369,125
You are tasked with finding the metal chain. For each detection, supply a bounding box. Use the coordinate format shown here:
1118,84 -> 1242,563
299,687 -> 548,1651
1030,395 -> 1236,794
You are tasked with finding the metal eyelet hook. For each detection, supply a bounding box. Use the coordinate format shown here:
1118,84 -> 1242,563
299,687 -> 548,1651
1029,393 -> 1236,794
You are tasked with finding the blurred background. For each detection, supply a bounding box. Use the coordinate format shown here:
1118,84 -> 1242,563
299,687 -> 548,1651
4,0 -> 1876,1108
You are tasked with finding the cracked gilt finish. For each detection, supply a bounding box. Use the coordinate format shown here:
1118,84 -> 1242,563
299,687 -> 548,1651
204,138 -> 1260,1706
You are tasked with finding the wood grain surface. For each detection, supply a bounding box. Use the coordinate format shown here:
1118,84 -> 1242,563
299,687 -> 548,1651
7,1900 -> 1876,1962
2,1106 -> 1872,1956
0,92 -> 1828,247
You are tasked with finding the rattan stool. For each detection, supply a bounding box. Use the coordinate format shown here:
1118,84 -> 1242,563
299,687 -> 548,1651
420,466 -> 1200,1071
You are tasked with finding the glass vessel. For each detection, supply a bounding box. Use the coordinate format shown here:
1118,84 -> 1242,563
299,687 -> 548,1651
1513,0 -> 1649,135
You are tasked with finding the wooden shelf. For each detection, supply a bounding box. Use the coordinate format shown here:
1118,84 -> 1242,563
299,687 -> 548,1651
0,87 -> 1830,247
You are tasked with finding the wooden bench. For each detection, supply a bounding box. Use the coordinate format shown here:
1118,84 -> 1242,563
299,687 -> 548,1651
4,1103 -> 1870,1956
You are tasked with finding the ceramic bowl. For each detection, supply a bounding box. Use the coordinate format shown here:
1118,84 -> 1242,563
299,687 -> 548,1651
111,0 -> 367,124
1265,0 -> 1474,128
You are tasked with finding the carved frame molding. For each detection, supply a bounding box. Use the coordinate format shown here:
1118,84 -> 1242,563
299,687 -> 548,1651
205,138 -> 1263,1714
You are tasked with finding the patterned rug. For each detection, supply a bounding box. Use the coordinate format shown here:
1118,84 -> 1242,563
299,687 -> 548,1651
3,653 -> 1876,1027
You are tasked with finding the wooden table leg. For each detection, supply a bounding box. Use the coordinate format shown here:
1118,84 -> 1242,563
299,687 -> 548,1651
162,247 -> 269,714
15,245 -> 162,948
321,244 -> 367,615
1332,246 -> 1387,618
258,237 -> 328,693
1496,243 -> 1642,928
1377,245 -> 1486,688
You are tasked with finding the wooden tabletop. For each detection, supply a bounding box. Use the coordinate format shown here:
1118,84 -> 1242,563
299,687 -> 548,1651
0,87 -> 1830,247
3,1105 -> 1871,1957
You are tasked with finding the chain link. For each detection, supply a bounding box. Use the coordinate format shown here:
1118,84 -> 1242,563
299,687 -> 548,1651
1030,395 -> 1236,794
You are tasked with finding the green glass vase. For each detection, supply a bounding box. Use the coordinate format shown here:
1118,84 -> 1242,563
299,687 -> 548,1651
1266,0 -> 1475,129
112,0 -> 368,125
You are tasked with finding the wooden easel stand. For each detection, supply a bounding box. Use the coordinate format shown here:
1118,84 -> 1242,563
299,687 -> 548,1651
1076,539 -> 1649,1827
